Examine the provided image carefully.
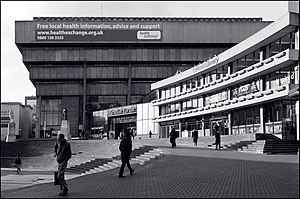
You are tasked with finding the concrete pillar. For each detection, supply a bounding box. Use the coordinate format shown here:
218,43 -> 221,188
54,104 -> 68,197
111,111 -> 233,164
202,116 -> 205,136
296,101 -> 300,141
36,96 -> 41,139
179,122 -> 182,137
127,63 -> 132,105
83,63 -> 87,133
228,112 -> 232,135
260,104 -> 265,134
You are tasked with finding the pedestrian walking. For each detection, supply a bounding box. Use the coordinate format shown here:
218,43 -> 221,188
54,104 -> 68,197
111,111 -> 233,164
149,130 -> 152,139
214,122 -> 221,150
170,128 -> 177,148
118,129 -> 134,178
192,129 -> 198,147
56,134 -> 72,196
14,154 -> 22,173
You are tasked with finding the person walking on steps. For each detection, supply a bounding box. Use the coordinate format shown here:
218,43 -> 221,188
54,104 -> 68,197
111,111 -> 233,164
56,134 -> 72,197
118,128 -> 134,178
15,154 -> 22,173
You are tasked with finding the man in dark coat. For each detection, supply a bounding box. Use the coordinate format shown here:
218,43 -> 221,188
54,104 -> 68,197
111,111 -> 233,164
192,129 -> 198,147
56,134 -> 72,196
214,123 -> 221,150
170,128 -> 177,148
118,129 -> 134,178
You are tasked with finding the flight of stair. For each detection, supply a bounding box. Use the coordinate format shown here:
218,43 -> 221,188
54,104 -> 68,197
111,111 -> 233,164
66,145 -> 165,175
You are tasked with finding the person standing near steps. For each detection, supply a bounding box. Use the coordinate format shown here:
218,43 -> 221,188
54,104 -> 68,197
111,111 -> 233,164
118,128 -> 134,178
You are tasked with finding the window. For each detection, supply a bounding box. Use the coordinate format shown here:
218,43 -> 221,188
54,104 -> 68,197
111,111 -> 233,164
176,84 -> 181,95
171,86 -> 176,97
165,87 -> 170,98
239,56 -> 246,71
191,78 -> 197,88
239,109 -> 246,125
223,64 -> 229,77
186,98 -> 192,110
211,70 -> 217,82
160,105 -> 166,115
41,99 -> 62,126
246,52 -> 254,68
198,97 -> 203,108
216,67 -> 223,79
175,103 -> 180,112
182,101 -> 187,111
197,76 -> 202,87
192,98 -> 198,108
161,89 -> 166,99
186,80 -> 191,90
231,60 -> 239,74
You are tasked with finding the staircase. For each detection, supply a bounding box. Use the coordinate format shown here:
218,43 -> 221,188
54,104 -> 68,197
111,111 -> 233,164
263,140 -> 299,154
66,145 -> 163,175
176,133 -> 299,155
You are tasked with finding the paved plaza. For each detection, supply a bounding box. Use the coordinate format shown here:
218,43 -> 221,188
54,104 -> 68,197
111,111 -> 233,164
1,139 -> 299,198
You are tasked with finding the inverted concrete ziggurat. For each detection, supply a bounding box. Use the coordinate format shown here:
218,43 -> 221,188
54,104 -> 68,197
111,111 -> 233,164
13,2 -> 298,146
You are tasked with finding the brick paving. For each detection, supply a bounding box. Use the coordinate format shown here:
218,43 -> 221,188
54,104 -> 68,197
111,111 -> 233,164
1,146 -> 299,198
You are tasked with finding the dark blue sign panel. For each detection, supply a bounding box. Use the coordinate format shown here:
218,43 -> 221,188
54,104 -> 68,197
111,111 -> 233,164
35,22 -> 162,41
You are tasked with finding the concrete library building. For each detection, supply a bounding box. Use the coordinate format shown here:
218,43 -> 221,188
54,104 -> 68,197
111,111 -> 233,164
151,3 -> 299,141
16,14 -> 272,138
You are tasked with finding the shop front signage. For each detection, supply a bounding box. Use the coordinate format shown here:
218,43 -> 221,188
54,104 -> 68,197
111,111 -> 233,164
35,22 -> 163,41
232,80 -> 260,98
108,105 -> 137,117
193,56 -> 219,73
115,115 -> 137,124
205,90 -> 228,105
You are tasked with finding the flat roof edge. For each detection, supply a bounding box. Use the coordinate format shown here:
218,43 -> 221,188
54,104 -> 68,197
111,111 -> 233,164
151,12 -> 298,90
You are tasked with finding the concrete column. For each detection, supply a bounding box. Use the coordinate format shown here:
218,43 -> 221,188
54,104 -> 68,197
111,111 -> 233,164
228,112 -> 232,135
260,104 -> 265,134
296,101 -> 299,141
259,47 -> 265,61
83,63 -> 87,133
202,116 -> 205,136
36,96 -> 41,139
179,122 -> 182,137
127,63 -> 132,105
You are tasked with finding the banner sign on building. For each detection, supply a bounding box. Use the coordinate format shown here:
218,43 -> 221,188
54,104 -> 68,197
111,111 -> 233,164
205,90 -> 228,105
108,105 -> 137,117
35,22 -> 163,41
115,115 -> 137,124
193,56 -> 219,73
232,80 -> 260,98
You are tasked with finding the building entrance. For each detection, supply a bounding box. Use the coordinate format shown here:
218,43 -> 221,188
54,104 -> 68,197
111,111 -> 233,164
210,117 -> 229,135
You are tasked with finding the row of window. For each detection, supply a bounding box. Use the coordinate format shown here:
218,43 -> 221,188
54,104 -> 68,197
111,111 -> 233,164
158,31 -> 296,100
159,66 -> 295,116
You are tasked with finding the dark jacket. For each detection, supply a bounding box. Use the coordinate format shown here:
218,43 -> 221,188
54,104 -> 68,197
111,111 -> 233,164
192,130 -> 198,139
57,139 -> 72,164
119,136 -> 132,162
15,157 -> 22,165
215,132 -> 220,142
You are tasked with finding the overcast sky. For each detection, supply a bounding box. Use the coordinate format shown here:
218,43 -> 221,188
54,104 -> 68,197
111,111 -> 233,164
1,1 -> 288,104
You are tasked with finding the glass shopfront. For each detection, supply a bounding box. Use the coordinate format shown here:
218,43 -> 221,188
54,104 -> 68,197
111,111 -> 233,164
159,120 -> 180,138
264,100 -> 297,140
232,106 -> 260,135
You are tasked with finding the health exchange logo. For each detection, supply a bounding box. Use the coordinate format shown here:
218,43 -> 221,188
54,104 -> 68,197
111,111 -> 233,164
137,31 -> 161,40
